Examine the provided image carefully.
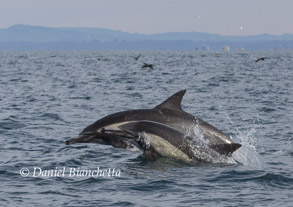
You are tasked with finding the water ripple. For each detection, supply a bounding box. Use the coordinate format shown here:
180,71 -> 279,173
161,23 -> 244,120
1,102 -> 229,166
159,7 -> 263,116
1,50 -> 292,207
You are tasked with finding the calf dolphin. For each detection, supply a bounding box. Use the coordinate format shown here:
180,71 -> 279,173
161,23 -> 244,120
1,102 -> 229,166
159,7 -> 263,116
118,121 -> 240,162
66,90 -> 241,156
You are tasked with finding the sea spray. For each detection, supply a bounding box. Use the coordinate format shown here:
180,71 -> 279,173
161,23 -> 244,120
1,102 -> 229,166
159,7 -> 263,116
222,111 -> 263,167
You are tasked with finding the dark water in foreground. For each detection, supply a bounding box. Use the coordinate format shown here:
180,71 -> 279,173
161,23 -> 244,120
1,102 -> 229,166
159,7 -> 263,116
0,50 -> 292,206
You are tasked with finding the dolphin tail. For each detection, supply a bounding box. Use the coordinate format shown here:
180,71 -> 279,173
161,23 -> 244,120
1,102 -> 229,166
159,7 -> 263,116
210,143 -> 242,155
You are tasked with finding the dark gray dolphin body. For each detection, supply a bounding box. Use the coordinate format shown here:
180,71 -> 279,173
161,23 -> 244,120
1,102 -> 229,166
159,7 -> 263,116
66,90 -> 241,157
118,121 -> 241,162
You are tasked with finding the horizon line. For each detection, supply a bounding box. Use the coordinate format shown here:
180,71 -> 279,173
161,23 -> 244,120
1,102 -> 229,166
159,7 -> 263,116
1,24 -> 292,37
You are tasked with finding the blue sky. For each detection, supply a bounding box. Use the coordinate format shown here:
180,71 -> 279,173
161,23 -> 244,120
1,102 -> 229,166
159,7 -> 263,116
1,0 -> 292,35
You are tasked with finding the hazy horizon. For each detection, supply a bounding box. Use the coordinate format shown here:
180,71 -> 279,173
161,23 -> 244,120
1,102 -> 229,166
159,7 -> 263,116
2,24 -> 293,37
1,0 -> 292,36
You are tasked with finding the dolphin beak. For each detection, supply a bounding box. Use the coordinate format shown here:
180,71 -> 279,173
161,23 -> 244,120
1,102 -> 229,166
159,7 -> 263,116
65,133 -> 96,145
65,132 -> 133,149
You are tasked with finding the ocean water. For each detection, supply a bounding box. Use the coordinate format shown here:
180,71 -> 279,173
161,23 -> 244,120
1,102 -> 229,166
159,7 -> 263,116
0,50 -> 292,206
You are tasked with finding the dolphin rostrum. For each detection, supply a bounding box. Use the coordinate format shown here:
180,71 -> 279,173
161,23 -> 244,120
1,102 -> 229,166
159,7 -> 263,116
66,90 -> 241,158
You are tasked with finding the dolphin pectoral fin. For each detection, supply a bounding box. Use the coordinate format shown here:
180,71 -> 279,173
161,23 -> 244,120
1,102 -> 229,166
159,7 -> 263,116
210,143 -> 242,155
155,89 -> 186,111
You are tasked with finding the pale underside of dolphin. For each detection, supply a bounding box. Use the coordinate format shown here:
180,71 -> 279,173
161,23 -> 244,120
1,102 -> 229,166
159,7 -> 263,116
66,90 -> 241,162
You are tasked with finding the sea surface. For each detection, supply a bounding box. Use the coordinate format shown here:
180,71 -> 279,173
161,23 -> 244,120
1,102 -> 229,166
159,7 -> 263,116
0,50 -> 292,207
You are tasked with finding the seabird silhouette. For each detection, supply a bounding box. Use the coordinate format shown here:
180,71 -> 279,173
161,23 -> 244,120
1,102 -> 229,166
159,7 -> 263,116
134,54 -> 142,60
141,63 -> 154,70
255,57 -> 269,63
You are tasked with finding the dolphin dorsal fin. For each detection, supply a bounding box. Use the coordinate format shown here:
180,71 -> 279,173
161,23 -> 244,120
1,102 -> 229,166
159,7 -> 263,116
155,90 -> 186,111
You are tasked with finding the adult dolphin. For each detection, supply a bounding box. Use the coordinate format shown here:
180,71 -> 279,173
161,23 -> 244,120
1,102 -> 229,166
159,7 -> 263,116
66,90 -> 240,155
118,121 -> 241,162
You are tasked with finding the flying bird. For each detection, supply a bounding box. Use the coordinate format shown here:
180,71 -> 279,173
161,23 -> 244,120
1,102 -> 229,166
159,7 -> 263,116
141,63 -> 154,70
134,54 -> 142,60
255,57 -> 269,63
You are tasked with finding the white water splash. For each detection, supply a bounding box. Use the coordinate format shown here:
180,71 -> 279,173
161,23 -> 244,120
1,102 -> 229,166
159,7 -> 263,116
191,117 -> 263,166
192,125 -> 231,164
230,131 -> 263,168
193,125 -> 210,145
222,112 -> 263,168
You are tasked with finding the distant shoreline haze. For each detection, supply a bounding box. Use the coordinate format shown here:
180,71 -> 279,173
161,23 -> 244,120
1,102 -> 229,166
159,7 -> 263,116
1,24 -> 293,50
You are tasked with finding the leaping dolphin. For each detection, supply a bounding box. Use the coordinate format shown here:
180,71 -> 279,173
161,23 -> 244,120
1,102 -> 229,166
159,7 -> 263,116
66,90 -> 241,159
117,121 -> 240,162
